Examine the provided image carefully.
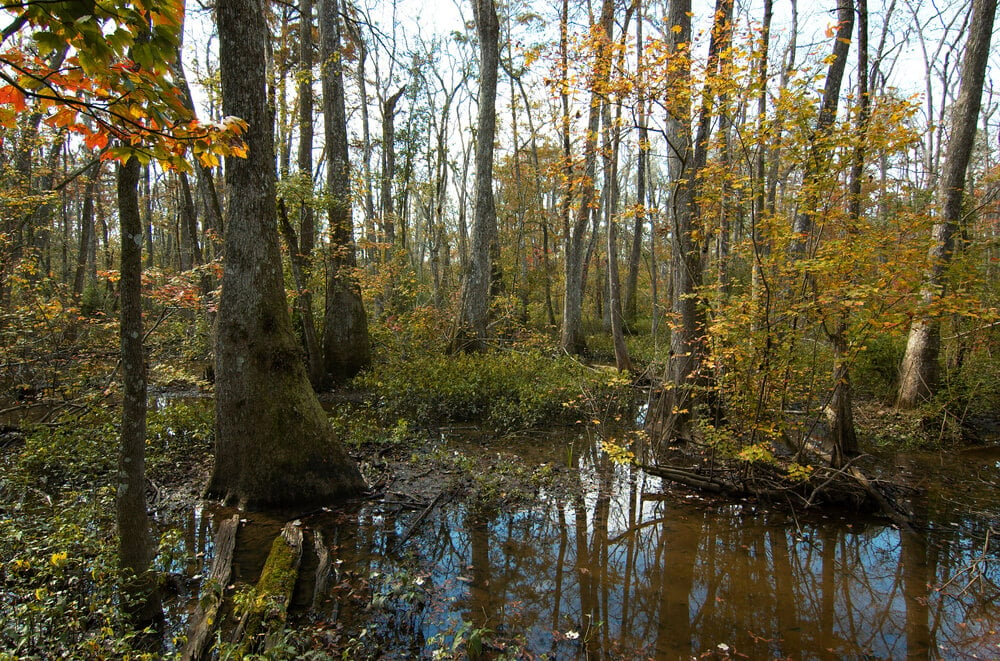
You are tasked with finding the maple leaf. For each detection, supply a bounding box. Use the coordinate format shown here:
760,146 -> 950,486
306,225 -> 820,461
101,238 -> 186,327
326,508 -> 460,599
84,130 -> 109,150
0,85 -> 27,112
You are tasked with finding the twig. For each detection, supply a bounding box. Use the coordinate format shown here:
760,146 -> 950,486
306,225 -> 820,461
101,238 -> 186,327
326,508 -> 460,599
391,488 -> 450,551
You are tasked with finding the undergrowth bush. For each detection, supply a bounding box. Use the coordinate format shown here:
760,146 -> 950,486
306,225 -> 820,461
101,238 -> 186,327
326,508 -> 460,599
11,410 -> 119,496
0,485 -> 156,660
0,412 -> 158,660
0,400 -> 214,659
851,334 -> 905,403
355,350 -> 625,432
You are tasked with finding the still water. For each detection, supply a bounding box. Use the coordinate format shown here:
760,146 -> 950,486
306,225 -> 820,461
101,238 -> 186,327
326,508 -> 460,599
177,432 -> 1000,660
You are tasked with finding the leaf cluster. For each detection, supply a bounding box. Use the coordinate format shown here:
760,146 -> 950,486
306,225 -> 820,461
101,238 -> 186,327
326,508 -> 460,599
1,0 -> 247,168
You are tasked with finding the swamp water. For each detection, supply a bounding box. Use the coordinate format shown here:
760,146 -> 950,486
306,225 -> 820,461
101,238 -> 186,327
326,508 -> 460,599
166,430 -> 1000,660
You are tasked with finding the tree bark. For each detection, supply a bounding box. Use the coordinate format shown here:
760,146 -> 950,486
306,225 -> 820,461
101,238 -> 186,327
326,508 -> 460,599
646,0 -> 703,441
826,0 -> 870,464
178,171 -> 202,268
117,155 -> 162,627
208,0 -> 364,507
897,0 -> 997,407
320,0 -> 371,383
451,0 -> 499,353
380,87 -> 405,249
602,7 -> 633,372
356,40 -> 377,261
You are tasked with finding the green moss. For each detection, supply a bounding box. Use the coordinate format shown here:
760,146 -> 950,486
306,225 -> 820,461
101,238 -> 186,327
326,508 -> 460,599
236,527 -> 302,656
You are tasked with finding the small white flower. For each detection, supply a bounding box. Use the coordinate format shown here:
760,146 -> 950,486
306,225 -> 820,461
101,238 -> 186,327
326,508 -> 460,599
717,643 -> 730,652
564,630 -> 580,640
414,576 -> 426,586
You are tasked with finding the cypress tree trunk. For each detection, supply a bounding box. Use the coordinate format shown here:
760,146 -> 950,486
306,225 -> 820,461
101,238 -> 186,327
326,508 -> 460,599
208,0 -> 364,507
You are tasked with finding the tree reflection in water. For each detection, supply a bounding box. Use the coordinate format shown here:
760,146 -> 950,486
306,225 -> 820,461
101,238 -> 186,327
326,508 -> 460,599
189,435 -> 1000,659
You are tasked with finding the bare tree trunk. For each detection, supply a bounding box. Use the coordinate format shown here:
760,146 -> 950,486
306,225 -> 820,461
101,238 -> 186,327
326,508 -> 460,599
290,0 -> 323,388
648,0 -> 732,440
116,156 -> 162,628
451,0 -> 499,353
897,0 -> 997,407
750,0 -> 773,331
557,0 -> 577,351
561,0 -> 613,355
178,171 -> 202,268
357,40 -> 377,262
380,88 -> 405,249
826,0 -> 871,464
208,0 -> 364,507
141,166 -> 157,268
72,167 -> 98,302
603,6 -> 633,372
320,0 -> 370,383
624,0 -> 647,329
658,0 -> 699,441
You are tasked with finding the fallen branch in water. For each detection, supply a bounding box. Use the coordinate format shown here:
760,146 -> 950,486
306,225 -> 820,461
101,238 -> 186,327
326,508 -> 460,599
938,527 -> 997,596
181,514 -> 240,661
638,463 -> 735,495
391,488 -> 451,552
639,447 -> 916,525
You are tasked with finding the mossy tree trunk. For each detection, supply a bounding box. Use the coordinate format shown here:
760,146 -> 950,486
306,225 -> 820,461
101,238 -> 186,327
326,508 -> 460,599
208,0 -> 364,508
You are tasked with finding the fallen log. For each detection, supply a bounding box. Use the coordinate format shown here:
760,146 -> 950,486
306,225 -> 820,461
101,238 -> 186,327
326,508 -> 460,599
798,439 -> 915,531
638,463 -> 736,495
181,514 -> 240,661
231,521 -> 304,655
312,529 -> 333,609
641,443 -> 916,528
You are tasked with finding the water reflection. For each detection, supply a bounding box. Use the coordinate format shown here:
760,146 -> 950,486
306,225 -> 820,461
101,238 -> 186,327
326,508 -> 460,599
181,434 -> 1000,659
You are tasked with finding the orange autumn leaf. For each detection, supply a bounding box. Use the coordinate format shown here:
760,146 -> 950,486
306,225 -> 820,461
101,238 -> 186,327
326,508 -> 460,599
0,85 -> 27,112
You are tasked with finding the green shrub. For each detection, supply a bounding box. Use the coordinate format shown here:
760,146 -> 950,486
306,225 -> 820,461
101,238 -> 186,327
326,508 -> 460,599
0,400 -> 216,659
355,350 -> 615,432
12,411 -> 119,497
0,471 -> 154,659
